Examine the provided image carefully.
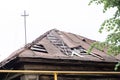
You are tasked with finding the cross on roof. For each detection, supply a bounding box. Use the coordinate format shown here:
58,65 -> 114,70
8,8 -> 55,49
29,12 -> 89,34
21,10 -> 29,45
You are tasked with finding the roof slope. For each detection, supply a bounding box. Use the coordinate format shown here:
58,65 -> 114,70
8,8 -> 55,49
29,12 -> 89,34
0,29 -> 118,67
116,54 -> 120,60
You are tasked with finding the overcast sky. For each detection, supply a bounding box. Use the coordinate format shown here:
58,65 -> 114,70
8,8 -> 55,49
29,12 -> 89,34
0,0 -> 115,61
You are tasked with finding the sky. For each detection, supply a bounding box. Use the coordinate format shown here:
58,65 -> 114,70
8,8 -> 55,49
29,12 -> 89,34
0,0 -> 115,61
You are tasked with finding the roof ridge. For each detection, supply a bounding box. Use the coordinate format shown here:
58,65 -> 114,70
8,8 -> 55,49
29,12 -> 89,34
25,29 -> 59,48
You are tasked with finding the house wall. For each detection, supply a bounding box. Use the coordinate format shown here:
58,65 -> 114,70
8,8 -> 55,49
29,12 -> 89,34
18,62 -> 119,80
1,58 -> 119,80
20,74 -> 120,80
22,61 -> 115,71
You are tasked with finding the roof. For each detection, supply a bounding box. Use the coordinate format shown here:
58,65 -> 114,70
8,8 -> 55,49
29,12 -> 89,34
0,29 -> 118,67
116,54 -> 120,60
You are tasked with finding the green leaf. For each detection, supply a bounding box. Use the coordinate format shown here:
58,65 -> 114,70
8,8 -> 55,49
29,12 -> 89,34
114,62 -> 120,71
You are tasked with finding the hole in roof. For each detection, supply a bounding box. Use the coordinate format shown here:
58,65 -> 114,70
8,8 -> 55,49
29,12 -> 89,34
71,49 -> 84,57
71,46 -> 104,60
70,46 -> 89,57
90,53 -> 104,60
30,44 -> 48,53
71,46 -> 88,55
82,39 -> 86,42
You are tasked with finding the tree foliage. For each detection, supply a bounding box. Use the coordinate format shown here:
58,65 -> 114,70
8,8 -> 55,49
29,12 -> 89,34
89,0 -> 120,56
89,0 -> 120,70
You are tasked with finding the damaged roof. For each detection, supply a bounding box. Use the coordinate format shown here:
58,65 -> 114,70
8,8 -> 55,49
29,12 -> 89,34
0,29 -> 118,67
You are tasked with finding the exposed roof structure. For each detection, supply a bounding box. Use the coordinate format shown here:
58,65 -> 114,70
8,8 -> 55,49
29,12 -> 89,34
0,29 -> 118,68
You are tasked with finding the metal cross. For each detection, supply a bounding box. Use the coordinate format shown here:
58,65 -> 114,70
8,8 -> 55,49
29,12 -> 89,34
21,10 -> 29,45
